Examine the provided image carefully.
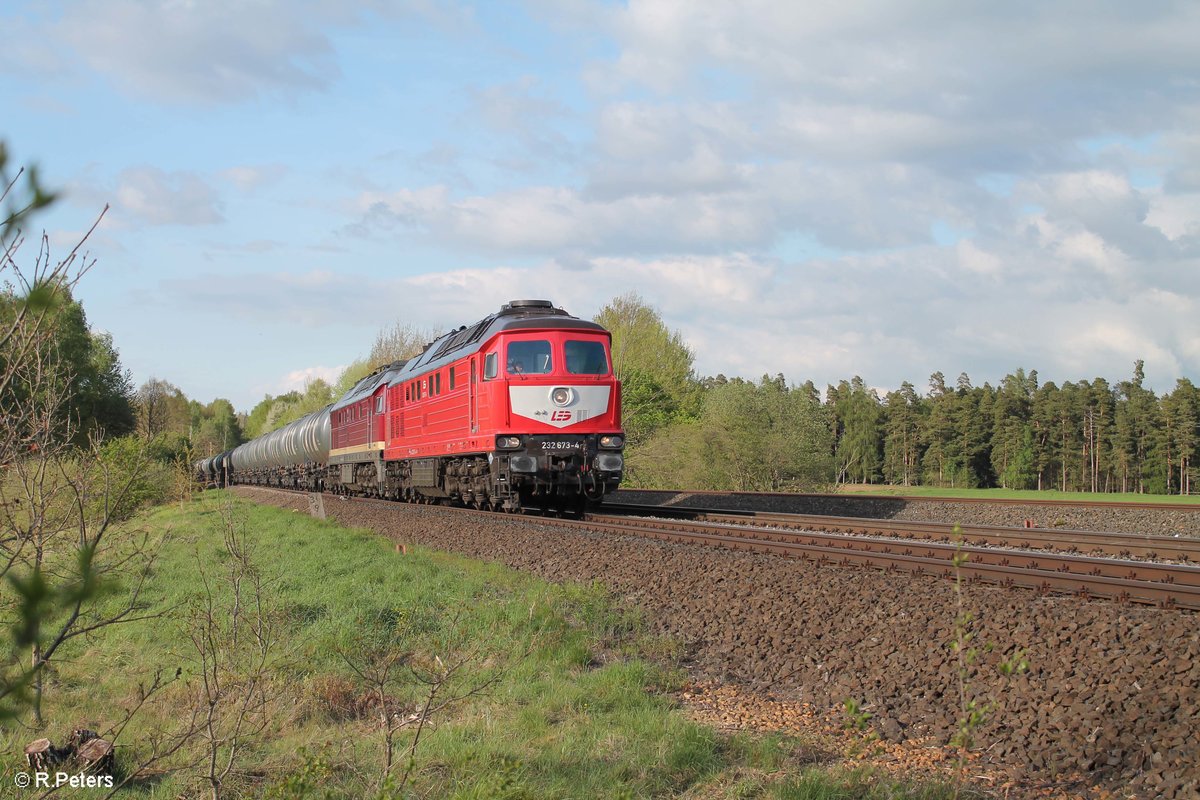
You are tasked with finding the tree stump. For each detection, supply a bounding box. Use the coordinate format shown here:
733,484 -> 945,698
75,738 -> 115,775
24,738 -> 70,771
69,728 -> 98,749
25,739 -> 53,771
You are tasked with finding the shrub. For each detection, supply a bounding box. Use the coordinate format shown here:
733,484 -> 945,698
95,435 -> 173,520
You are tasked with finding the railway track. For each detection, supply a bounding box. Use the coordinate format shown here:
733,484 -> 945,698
583,506 -> 1200,610
238,486 -> 1200,611
614,487 -> 1200,512
596,502 -> 1200,561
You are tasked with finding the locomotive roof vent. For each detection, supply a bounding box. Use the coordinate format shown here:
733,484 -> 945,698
501,299 -> 554,314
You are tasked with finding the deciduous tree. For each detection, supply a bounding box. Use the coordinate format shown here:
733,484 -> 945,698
136,377 -> 189,440
2,195 -> 160,725
369,321 -> 441,366
594,292 -> 697,414
830,377 -> 882,485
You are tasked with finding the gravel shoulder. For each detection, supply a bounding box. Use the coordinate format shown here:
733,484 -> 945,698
234,487 -> 1200,800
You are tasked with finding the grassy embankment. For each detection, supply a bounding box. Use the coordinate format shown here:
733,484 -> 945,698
834,483 -> 1200,504
1,493 -> 963,799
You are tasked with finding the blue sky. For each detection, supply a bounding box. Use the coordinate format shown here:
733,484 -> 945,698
3,0 -> 1198,410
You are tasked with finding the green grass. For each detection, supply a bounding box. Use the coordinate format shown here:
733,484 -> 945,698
771,767 -> 973,800
834,484 -> 1200,504
0,493 -> 963,799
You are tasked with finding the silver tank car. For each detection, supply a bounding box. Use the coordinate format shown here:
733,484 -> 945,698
193,456 -> 214,483
230,406 -> 331,473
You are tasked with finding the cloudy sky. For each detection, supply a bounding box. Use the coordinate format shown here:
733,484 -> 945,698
3,0 -> 1198,410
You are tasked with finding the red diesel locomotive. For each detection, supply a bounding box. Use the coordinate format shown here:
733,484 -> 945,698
201,300 -> 625,511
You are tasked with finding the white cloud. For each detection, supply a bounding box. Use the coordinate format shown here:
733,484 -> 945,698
63,167 -> 223,228
164,201 -> 1200,400
582,1 -> 1200,179
108,167 -> 223,227
585,141 -> 748,200
350,156 -> 1004,256
353,183 -> 779,254
956,240 -> 1003,277
6,0 -> 484,106
220,165 -> 288,192
1146,192 -> 1200,240
53,0 -> 341,104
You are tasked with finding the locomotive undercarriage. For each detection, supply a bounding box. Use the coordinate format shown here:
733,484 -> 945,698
226,437 -> 622,515
319,441 -> 619,513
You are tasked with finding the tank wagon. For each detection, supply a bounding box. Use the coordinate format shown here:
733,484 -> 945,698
196,300 -> 624,511
195,451 -> 234,488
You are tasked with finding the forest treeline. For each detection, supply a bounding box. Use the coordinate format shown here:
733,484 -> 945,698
602,295 -> 1197,495
593,295 -> 1198,496
824,364 -> 1196,495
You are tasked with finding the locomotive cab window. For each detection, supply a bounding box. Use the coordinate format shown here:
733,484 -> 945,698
376,396 -> 384,414
484,353 -> 498,380
565,340 -> 609,375
507,340 -> 552,375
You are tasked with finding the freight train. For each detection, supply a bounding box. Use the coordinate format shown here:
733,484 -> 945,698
195,300 -> 624,512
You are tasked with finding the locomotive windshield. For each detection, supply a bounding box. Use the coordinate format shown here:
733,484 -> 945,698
507,340 -> 552,375
565,340 -> 609,375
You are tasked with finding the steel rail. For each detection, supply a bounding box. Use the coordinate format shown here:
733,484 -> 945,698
613,488 -> 1200,513
597,503 -> 1200,561
586,513 -> 1200,585
578,515 -> 1200,610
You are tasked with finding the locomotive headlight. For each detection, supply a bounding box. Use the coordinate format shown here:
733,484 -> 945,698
550,387 -> 572,407
496,435 -> 522,450
598,435 -> 624,449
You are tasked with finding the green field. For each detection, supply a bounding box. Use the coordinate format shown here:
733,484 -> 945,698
834,484 -> 1200,505
0,493 -> 966,799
